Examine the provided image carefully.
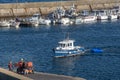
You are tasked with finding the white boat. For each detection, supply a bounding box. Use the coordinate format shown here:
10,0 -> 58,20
30,20 -> 39,27
65,4 -> 78,17
79,10 -> 97,23
9,19 -> 20,28
108,15 -> 118,20
97,10 -> 108,20
53,34 -> 85,58
55,18 -> 71,25
75,17 -> 83,24
30,13 -> 51,25
19,13 -> 40,27
82,15 -> 97,23
39,18 -> 51,25
108,9 -> 118,20
60,18 -> 71,24
0,20 -> 10,27
29,13 -> 40,26
97,15 -> 108,20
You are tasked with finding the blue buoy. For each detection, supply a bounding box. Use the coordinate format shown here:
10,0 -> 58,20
91,48 -> 103,53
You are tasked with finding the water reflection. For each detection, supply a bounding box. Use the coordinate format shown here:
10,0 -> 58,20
0,27 -> 10,31
51,56 -> 81,76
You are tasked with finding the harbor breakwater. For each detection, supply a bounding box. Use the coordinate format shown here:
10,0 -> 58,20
0,67 -> 85,80
0,0 -> 120,18
0,68 -> 33,80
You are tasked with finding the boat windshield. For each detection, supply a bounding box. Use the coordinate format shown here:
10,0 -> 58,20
59,43 -> 73,48
33,14 -> 40,18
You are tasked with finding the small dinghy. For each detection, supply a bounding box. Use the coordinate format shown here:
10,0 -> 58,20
91,48 -> 103,53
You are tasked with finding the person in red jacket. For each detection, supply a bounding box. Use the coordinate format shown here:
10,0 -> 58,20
17,58 -> 24,74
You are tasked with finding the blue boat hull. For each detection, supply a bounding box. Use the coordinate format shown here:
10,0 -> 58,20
54,48 -> 84,58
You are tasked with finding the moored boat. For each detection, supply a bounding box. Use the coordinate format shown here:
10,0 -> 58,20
0,20 -> 10,27
82,15 -> 97,23
75,17 -> 83,24
9,19 -> 20,28
108,14 -> 118,20
39,18 -> 51,25
97,10 -> 108,20
108,9 -> 118,20
53,34 -> 85,58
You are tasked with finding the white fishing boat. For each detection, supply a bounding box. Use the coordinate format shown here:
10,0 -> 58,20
108,14 -> 118,20
65,4 -> 78,18
75,17 -> 83,24
82,15 -> 97,23
53,34 -> 85,58
97,15 -> 108,20
30,20 -> 39,27
79,10 -> 97,23
97,10 -> 108,20
9,19 -> 20,28
19,13 -> 40,27
29,13 -> 51,26
60,18 -> 71,25
29,13 -> 40,26
39,18 -> 51,25
0,20 -> 10,27
108,9 -> 118,20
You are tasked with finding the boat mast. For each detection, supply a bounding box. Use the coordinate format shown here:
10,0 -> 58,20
66,33 -> 70,40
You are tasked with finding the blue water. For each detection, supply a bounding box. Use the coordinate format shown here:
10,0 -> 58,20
0,0 -> 69,3
0,20 -> 120,80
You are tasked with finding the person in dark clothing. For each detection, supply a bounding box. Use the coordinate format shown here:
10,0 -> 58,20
8,61 -> 13,71
22,62 -> 28,74
17,58 -> 25,74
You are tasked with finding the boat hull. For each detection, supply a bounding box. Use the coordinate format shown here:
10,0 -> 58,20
108,15 -> 118,20
97,15 -> 108,20
54,48 -> 84,58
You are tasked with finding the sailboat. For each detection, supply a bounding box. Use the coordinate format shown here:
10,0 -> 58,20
53,33 -> 85,58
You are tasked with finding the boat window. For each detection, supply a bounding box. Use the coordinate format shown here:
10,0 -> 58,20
68,44 -> 69,47
70,43 -> 72,46
33,15 -> 40,18
60,44 -> 62,47
63,44 -> 65,48
68,43 -> 71,47
60,44 -> 65,48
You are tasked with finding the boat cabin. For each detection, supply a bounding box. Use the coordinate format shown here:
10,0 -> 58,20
30,13 -> 41,21
57,39 -> 75,50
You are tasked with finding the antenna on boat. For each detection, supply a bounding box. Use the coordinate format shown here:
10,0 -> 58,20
66,32 -> 70,40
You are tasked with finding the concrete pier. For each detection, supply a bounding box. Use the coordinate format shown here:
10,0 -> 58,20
25,72 -> 85,80
0,0 -> 120,18
0,67 -> 85,80
0,68 -> 33,80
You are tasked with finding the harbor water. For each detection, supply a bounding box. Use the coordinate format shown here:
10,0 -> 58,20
0,20 -> 120,80
0,0 -> 68,3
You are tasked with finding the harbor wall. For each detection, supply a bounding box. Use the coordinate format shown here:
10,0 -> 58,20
0,0 -> 120,18
0,67 -> 33,80
0,67 -> 85,80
